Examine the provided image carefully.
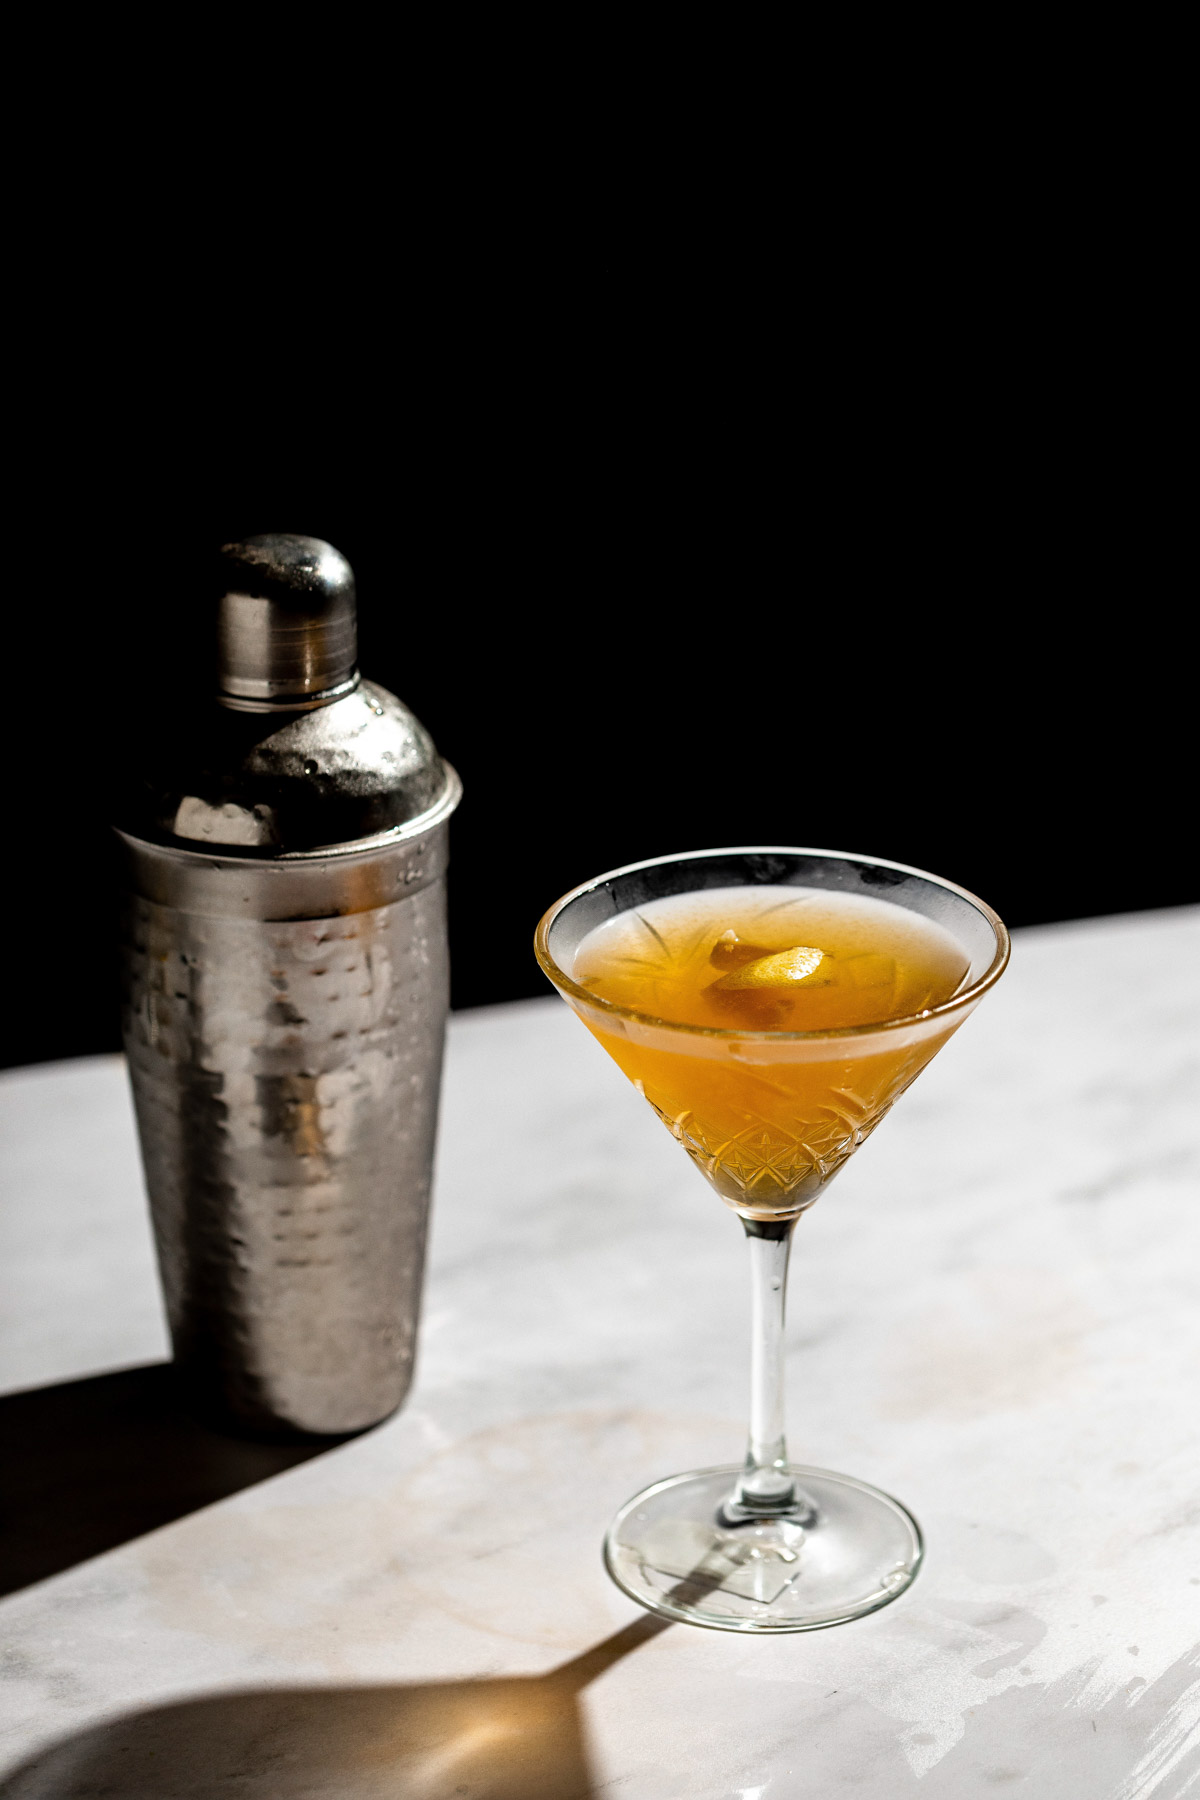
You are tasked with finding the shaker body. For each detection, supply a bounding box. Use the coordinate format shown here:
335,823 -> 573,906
119,820 -> 452,1436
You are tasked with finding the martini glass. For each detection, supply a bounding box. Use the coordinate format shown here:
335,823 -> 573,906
535,847 -> 1008,1633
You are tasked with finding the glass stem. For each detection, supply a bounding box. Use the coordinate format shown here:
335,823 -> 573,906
736,1217 -> 798,1511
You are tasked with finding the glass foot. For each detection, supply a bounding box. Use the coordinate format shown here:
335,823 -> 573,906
604,1464 -> 922,1633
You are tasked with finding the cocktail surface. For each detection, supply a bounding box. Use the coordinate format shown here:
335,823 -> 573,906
568,886 -> 971,1218
572,887 -> 969,1032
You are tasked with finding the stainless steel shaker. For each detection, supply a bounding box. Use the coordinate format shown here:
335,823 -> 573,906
116,535 -> 460,1437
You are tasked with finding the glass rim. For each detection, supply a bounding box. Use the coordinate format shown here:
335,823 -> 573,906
533,845 -> 1011,1043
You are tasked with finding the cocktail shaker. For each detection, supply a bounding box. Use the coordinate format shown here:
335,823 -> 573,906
116,535 -> 460,1437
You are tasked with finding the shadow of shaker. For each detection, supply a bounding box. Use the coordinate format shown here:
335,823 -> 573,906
0,1615 -> 672,1800
0,1363 -> 332,1599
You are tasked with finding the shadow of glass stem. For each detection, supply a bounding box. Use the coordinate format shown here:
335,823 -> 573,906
0,1616 -> 673,1800
1,1371 -> 743,1797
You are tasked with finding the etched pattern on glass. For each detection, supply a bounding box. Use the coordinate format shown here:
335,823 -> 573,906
636,1053 -> 928,1211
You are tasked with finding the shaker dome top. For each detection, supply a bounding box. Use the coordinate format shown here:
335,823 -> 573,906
114,533 -> 459,857
218,534 -> 358,708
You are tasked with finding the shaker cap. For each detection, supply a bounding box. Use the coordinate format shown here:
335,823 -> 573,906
217,534 -> 358,708
115,533 -> 459,857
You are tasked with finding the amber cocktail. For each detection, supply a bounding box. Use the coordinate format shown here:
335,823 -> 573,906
536,848 -> 1008,1633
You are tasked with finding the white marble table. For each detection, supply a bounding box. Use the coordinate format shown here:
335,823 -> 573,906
1,909 -> 1198,1799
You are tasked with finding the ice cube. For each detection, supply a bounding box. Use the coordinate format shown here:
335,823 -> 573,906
712,946 -> 830,990
709,930 -> 775,972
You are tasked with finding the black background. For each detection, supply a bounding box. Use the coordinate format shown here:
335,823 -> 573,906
3,237 -> 1189,1070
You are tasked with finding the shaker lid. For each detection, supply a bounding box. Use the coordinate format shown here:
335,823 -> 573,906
117,535 -> 459,857
217,534 -> 359,709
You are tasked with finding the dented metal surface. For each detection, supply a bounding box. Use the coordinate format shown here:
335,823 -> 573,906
116,535 -> 459,1436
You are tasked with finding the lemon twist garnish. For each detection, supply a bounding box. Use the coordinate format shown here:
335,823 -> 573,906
712,946 -> 829,991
